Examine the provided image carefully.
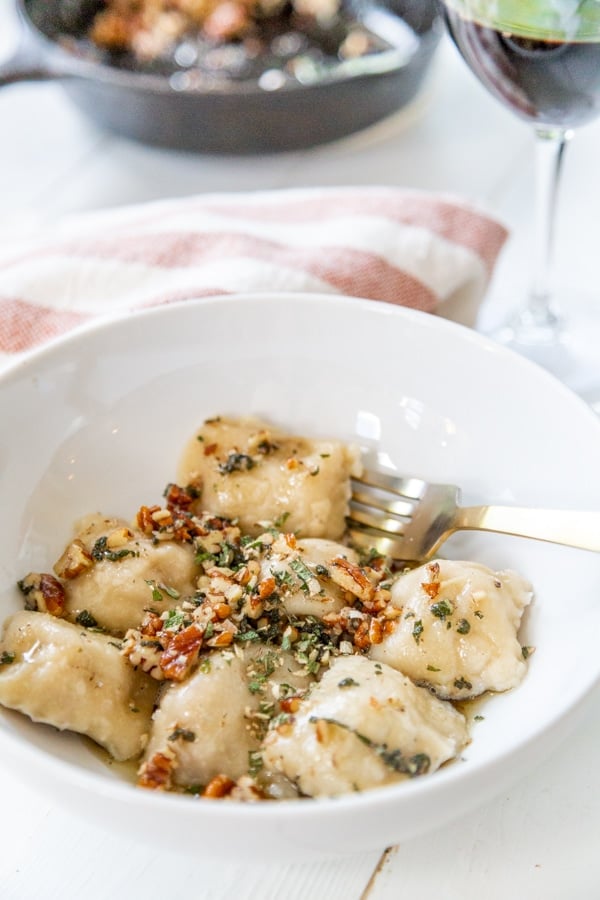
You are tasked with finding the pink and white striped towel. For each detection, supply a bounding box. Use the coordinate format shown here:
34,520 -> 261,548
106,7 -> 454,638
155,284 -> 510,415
0,186 -> 507,371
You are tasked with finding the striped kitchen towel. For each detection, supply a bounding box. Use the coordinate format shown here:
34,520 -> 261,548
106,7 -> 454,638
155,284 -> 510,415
0,186 -> 507,371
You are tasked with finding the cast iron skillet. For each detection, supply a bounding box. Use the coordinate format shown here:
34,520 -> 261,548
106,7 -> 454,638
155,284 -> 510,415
0,0 -> 442,154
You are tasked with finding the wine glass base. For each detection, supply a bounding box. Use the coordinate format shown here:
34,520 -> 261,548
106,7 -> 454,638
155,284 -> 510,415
485,292 -> 600,411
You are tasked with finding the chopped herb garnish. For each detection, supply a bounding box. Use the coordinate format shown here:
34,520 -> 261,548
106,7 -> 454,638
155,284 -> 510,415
474,610 -> 484,619
430,599 -> 454,620
456,618 -> 471,634
277,682 -> 297,699
0,651 -> 15,665
218,452 -> 256,474
235,630 -> 260,643
91,536 -> 138,562
426,664 -> 441,672
338,677 -> 360,688
453,677 -> 473,691
315,564 -> 330,577
412,619 -> 424,644
75,610 -> 100,629
147,580 -> 165,602
274,569 -> 295,589
289,558 -> 314,593
248,677 -> 267,694
522,645 -> 535,659
248,750 -> 264,776
309,717 -> 430,777
474,715 -> 485,721
280,633 -> 292,651
163,609 -> 186,631
168,727 -> 196,742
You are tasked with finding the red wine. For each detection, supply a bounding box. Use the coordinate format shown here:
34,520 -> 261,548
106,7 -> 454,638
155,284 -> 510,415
441,4 -> 600,128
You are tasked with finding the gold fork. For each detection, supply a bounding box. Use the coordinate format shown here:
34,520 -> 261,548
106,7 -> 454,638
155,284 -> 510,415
347,470 -> 600,562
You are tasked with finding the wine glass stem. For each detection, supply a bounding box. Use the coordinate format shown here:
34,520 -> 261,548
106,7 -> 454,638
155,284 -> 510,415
522,125 -> 572,332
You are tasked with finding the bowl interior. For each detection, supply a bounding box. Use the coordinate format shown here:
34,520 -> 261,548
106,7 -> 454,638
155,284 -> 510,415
1,293 -> 599,857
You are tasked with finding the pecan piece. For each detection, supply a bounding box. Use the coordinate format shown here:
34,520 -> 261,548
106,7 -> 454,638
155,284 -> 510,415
18,572 -> 66,617
421,581 -> 440,599
137,749 -> 176,790
160,623 -> 205,681
164,482 -> 197,512
330,557 -> 375,603
53,539 -> 94,579
136,504 -> 161,535
202,774 -> 236,799
353,618 -> 372,650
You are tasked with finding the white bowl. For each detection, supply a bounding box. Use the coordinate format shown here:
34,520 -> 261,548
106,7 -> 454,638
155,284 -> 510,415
1,292 -> 599,862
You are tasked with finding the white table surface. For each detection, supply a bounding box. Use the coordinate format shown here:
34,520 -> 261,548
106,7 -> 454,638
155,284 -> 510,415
1,4 -> 600,898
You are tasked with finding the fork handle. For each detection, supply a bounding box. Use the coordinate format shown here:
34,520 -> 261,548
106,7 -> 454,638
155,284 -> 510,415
456,506 -> 600,553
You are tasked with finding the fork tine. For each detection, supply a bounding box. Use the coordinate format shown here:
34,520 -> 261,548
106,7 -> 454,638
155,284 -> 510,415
352,472 -> 427,501
346,522 -> 416,561
350,485 -> 415,519
348,499 -> 409,536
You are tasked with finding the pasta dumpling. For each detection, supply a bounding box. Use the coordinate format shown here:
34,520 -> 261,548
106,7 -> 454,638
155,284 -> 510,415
57,514 -> 200,634
0,611 -> 157,760
369,559 -> 533,699
263,654 -> 468,797
177,416 -> 361,539
139,643 -> 313,790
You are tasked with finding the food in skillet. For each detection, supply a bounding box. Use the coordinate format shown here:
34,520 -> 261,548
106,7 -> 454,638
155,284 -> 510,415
0,416 -> 533,800
83,0 -> 396,85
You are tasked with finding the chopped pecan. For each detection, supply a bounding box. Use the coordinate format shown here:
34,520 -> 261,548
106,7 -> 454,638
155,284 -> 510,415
361,587 -> 390,614
18,572 -> 66,617
368,617 -> 384,645
257,576 -> 276,601
279,696 -> 301,714
207,631 -> 233,648
140,611 -> 165,639
164,483 -> 197,512
137,749 -> 176,790
202,774 -> 236,799
151,508 -> 173,527
136,504 -> 161,535
421,581 -> 440,599
53,539 -> 94,579
106,527 -> 135,549
160,623 -> 205,681
352,618 -> 372,650
330,557 -> 375,603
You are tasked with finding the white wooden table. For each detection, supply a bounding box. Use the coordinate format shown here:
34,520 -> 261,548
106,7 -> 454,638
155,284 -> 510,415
1,4 -> 599,897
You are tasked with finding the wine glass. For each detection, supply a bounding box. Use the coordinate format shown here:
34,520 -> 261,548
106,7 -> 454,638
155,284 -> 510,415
438,0 -> 600,406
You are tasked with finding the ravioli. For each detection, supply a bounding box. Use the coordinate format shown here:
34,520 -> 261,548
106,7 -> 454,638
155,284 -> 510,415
139,644 -> 313,790
0,611 -> 157,760
260,537 -> 360,619
58,514 -> 199,634
369,559 -> 533,699
178,416 -> 362,539
262,655 -> 468,797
